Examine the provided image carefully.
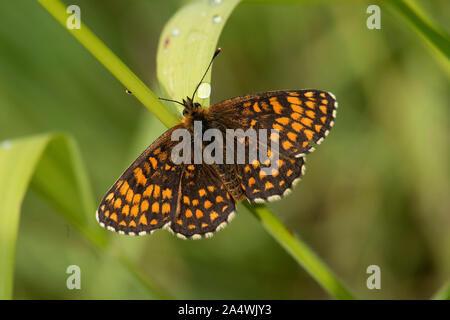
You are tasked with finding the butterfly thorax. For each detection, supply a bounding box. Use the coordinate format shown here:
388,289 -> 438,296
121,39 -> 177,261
181,100 -> 246,202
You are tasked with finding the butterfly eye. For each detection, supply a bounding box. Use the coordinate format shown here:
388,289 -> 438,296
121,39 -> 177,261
194,103 -> 201,108
182,109 -> 188,116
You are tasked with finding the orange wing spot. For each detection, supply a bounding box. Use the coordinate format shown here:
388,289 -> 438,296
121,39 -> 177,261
273,123 -> 283,132
272,168 -> 279,177
176,219 -> 183,225
110,212 -> 118,222
270,131 -> 279,142
251,159 -> 260,168
287,132 -> 298,142
152,202 -> 159,213
120,181 -> 129,196
204,200 -> 212,209
119,220 -> 126,226
319,105 -> 327,114
253,102 -> 262,113
277,159 -> 285,167
153,147 -> 161,155
201,223 -> 208,228
210,211 -> 219,221
291,122 -> 304,132
315,124 -> 323,133
302,141 -> 309,148
140,215 -> 149,225
288,91 -> 300,96
122,205 -> 130,216
320,92 -> 326,98
222,205 -> 229,213
259,170 -> 267,179
265,181 -> 274,190
105,193 -> 114,202
291,104 -> 304,114
301,117 -> 313,127
114,198 -> 122,209
192,199 -> 199,206
187,165 -> 195,170
125,189 -> 133,203
216,196 -> 224,203
304,91 -> 314,98
162,188 -> 172,199
196,209 -> 204,218
141,200 -> 149,212
305,101 -> 315,109
162,203 -> 170,214
282,140 -> 293,150
207,186 -> 215,192
153,185 -> 160,198
130,205 -> 139,217
248,177 -> 256,186
129,220 -> 136,227
183,196 -> 190,205
287,96 -> 302,105
185,209 -> 193,218
280,180 -> 285,186
291,112 -> 302,120
143,162 -> 151,174
188,224 -> 196,230
104,210 -> 110,217
100,204 -> 105,211
286,169 -> 293,177
149,157 -> 157,169
198,189 -> 206,197
321,116 -> 327,124
243,101 -> 252,107
158,152 -> 168,161
133,194 -> 141,205
304,129 -> 314,140
115,180 -> 124,190
133,168 -> 147,186
165,164 -> 171,171
321,99 -> 328,104
305,110 -> 316,118
250,119 -> 257,128
269,97 -> 284,114
143,185 -> 154,198
275,117 -> 290,125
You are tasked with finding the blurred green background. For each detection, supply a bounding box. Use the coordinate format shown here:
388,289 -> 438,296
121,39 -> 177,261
1,0 -> 449,299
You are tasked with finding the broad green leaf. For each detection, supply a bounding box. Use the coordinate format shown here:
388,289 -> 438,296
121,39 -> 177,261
0,134 -> 106,299
157,0 -> 241,113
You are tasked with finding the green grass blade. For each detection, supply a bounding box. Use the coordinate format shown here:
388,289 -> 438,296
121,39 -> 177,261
36,0 -> 180,128
432,281 -> 450,300
0,134 -> 107,299
388,0 -> 450,69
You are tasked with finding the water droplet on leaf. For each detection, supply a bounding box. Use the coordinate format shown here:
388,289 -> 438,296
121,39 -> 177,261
197,83 -> 211,99
212,15 -> 222,24
172,29 -> 180,36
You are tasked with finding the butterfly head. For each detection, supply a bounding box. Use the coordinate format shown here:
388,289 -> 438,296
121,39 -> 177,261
182,97 -> 201,116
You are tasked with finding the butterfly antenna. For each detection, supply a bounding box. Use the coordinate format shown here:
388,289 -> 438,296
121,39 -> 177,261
159,97 -> 185,107
191,48 -> 222,101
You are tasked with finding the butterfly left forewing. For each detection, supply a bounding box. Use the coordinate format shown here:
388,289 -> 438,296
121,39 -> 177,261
96,125 -> 185,235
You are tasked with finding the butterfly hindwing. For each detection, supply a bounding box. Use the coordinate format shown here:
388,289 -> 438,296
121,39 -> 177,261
96,125 -> 185,235
170,164 -> 236,239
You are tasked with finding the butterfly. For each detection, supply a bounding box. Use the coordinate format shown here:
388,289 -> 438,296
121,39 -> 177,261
96,49 -> 337,239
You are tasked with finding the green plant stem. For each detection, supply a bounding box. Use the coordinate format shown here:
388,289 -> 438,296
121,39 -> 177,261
431,281 -> 450,300
243,202 -> 355,299
38,0 -> 355,299
37,0 -> 180,128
